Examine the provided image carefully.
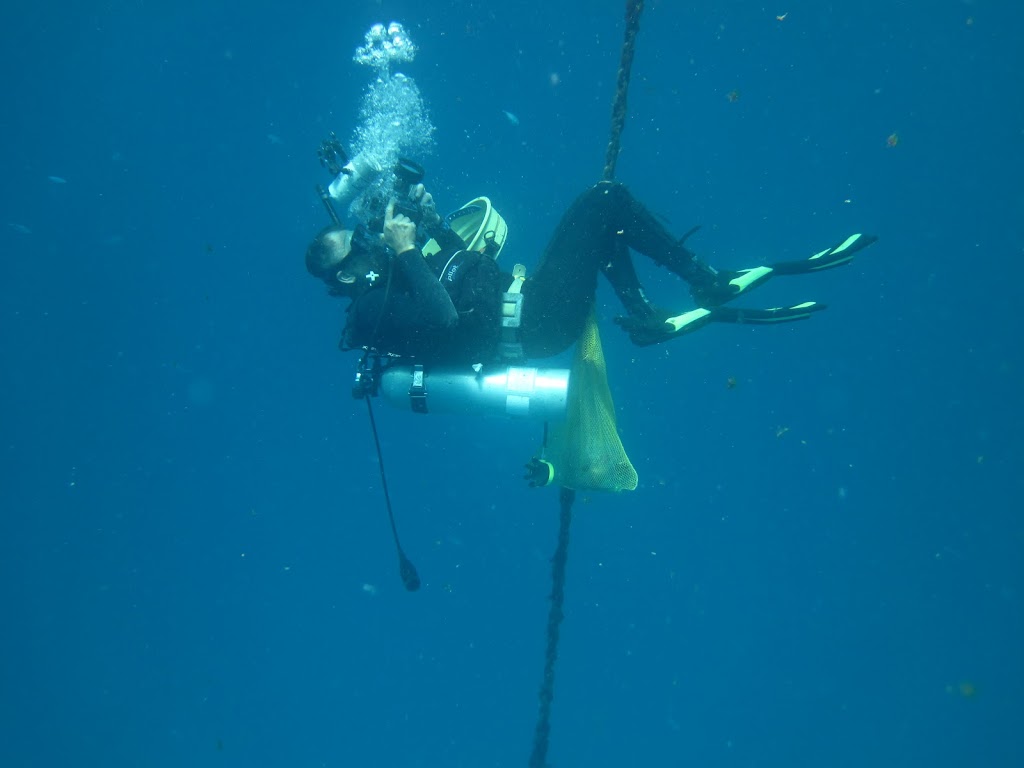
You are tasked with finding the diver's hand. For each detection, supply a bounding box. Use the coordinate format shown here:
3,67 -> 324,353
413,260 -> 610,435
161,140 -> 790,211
524,458 -> 555,488
409,183 -> 442,231
383,199 -> 418,255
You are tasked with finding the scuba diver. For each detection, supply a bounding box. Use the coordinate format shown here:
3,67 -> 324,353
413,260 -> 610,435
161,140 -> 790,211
305,177 -> 878,365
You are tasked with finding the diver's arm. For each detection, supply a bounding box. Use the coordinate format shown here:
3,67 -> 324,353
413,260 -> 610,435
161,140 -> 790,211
390,247 -> 458,327
407,184 -> 460,244
430,224 -> 467,251
383,200 -> 458,327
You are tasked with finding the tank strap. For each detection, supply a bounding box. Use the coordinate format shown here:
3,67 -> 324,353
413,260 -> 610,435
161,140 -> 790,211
500,264 -> 527,360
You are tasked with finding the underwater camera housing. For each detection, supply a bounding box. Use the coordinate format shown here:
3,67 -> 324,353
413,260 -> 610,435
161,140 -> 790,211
363,157 -> 426,230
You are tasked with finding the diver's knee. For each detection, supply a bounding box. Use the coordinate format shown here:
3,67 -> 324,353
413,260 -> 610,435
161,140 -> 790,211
591,179 -> 630,204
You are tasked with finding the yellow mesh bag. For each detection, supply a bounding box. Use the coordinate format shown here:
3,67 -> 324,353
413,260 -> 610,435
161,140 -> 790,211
547,311 -> 638,492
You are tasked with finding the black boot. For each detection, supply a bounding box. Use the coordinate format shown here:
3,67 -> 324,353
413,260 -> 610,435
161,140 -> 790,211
660,246 -> 735,303
622,217 -> 738,307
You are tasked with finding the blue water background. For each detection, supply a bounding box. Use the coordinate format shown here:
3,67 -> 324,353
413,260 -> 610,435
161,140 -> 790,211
2,1 -> 1021,766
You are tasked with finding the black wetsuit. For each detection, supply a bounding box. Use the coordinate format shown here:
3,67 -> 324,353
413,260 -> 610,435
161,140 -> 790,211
342,182 -> 701,364
341,225 -> 507,364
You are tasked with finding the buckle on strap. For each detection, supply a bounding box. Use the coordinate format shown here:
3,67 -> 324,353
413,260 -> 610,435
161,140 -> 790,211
500,264 -> 527,360
506,263 -> 526,295
409,364 -> 428,413
501,263 -> 527,328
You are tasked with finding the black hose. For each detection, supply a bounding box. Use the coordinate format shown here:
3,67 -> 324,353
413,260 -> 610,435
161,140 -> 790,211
364,392 -> 420,592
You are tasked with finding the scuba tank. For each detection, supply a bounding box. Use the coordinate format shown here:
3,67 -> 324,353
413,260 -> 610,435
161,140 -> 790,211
377,364 -> 569,421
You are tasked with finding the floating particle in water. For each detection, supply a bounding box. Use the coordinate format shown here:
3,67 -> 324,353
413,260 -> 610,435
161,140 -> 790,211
946,681 -> 977,698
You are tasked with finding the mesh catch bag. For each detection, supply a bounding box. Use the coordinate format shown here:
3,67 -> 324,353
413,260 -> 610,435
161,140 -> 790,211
548,312 -> 638,492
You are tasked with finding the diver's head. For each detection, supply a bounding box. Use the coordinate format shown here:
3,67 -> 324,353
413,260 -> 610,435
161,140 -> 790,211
305,225 -> 388,297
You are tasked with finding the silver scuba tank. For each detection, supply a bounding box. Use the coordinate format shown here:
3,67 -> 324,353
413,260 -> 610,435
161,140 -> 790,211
379,365 -> 570,421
